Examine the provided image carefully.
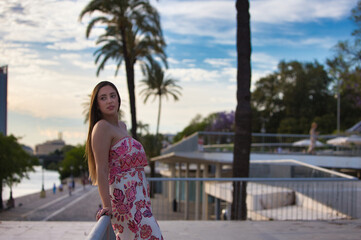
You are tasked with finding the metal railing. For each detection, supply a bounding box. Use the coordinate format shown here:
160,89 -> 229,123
149,177 -> 360,221
161,132 -> 361,156
86,177 -> 360,239
86,215 -> 115,240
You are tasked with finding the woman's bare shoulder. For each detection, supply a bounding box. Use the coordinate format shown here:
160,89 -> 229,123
119,121 -> 127,130
93,120 -> 112,136
94,119 -> 111,129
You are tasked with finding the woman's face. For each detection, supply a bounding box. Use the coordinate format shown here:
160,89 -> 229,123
97,85 -> 120,116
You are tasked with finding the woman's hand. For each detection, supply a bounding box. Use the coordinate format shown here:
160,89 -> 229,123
96,207 -> 112,221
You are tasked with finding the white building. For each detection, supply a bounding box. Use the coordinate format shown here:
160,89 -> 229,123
35,133 -> 65,155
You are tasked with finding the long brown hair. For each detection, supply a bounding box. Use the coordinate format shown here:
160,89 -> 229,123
85,81 -> 121,185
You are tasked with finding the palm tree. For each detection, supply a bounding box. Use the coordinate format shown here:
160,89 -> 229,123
79,0 -> 167,139
232,0 -> 252,220
139,58 -> 181,194
137,121 -> 150,137
139,57 -> 182,138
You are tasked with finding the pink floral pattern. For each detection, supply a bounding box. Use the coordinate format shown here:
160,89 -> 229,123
108,136 -> 163,239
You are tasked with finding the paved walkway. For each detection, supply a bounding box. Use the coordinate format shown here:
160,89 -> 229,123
0,185 -> 360,239
1,185 -> 101,221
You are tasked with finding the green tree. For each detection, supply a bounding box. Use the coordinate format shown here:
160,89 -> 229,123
137,121 -> 150,137
79,0 -> 167,139
232,0 -> 252,220
252,60 -> 335,134
334,1 -> 361,66
59,145 -> 87,180
0,134 -> 38,209
331,0 -> 361,112
172,113 -> 217,143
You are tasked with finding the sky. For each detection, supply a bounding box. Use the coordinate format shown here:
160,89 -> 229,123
0,0 -> 359,150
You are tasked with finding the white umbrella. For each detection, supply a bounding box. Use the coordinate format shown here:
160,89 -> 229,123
292,139 -> 325,147
326,135 -> 361,146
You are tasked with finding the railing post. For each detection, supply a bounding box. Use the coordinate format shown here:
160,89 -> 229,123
202,164 -> 209,220
177,162 -> 182,212
215,163 -> 222,220
186,163 -> 190,219
195,164 -> 201,220
169,163 -> 176,204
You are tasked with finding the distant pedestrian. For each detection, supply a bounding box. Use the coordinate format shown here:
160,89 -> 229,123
307,122 -> 319,154
53,183 -> 56,194
58,183 -> 63,192
68,181 -> 72,196
82,177 -> 86,190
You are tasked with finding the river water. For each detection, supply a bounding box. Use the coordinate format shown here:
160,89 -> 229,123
2,166 -> 61,199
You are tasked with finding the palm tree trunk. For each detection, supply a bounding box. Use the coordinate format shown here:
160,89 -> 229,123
126,63 -> 138,139
121,29 -> 137,139
232,0 -> 252,220
0,182 -> 3,210
156,94 -> 162,137
149,95 -> 162,197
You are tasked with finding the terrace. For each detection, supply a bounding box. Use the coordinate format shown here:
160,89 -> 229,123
86,132 -> 361,239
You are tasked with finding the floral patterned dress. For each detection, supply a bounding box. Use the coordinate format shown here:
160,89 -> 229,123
108,136 -> 163,240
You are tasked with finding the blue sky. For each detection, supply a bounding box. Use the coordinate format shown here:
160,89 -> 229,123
0,0 -> 358,150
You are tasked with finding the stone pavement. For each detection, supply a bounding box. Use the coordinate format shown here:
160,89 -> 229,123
0,185 -> 360,239
1,185 -> 101,221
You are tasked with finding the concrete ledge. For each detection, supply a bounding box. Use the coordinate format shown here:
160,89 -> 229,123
0,220 -> 360,240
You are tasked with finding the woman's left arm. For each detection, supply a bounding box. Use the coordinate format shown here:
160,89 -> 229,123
92,121 -> 112,217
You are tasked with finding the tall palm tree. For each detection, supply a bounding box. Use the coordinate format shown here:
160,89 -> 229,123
139,58 -> 181,191
137,121 -> 150,137
79,0 -> 167,139
232,0 -> 252,220
139,57 -> 182,138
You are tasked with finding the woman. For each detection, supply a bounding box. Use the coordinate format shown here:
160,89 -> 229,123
86,81 -> 164,239
307,122 -> 319,154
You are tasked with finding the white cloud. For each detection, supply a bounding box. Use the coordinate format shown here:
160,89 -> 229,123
0,0 -> 94,48
167,57 -> 180,65
152,0 -> 357,46
153,0 -> 236,44
204,58 -> 234,68
250,0 -> 358,23
167,67 -> 228,83
136,80 -> 236,134
39,128 -> 86,143
252,52 -> 279,71
253,36 -> 338,49
299,37 -> 336,49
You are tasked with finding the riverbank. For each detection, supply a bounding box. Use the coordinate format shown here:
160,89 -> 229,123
2,166 -> 61,199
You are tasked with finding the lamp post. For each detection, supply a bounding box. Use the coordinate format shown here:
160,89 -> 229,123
335,76 -> 341,152
70,165 -> 74,189
40,158 -> 46,198
260,117 -> 267,153
59,166 -> 63,192
79,165 -> 85,190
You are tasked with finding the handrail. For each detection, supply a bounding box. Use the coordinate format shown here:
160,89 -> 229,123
86,215 -> 116,240
148,177 -> 359,181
